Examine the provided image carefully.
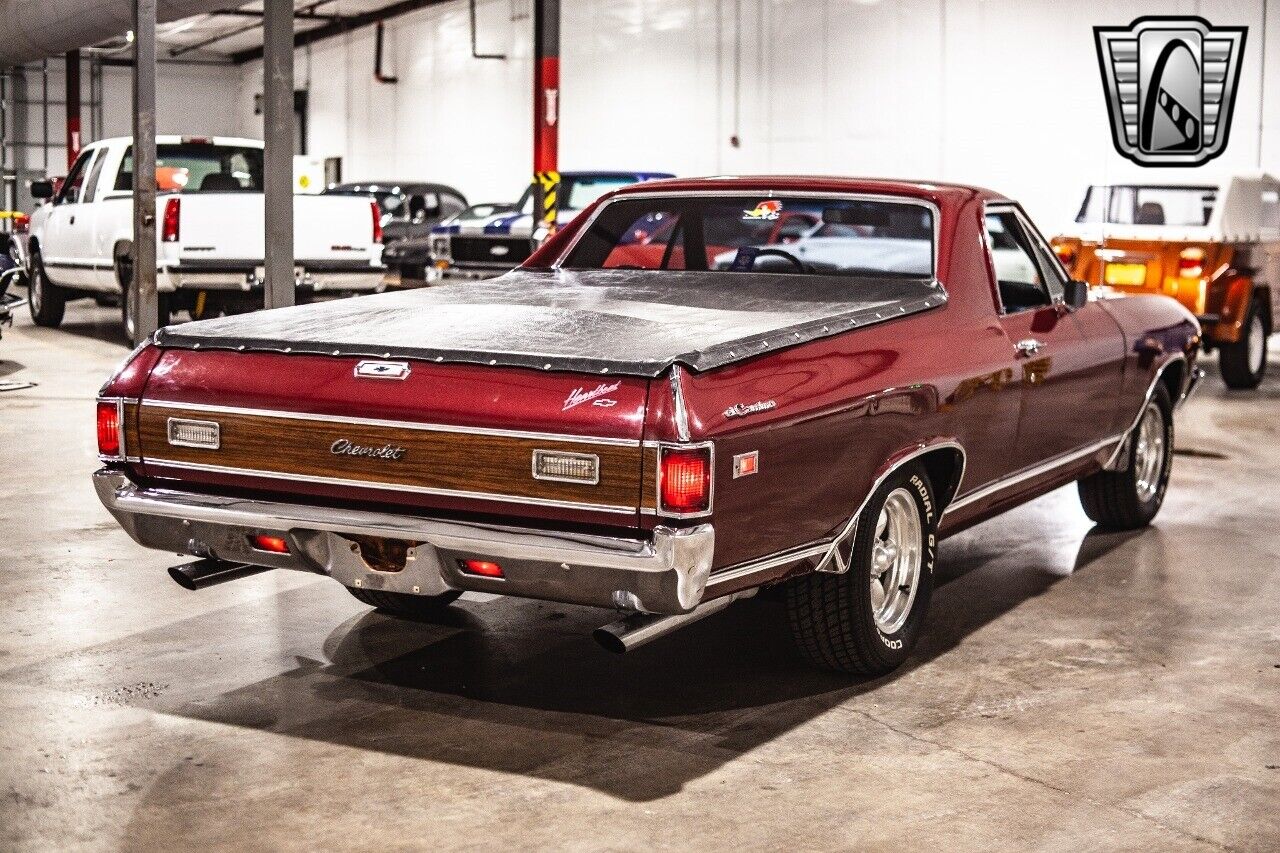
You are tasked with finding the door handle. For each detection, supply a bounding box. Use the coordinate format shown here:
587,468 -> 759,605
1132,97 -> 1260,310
69,215 -> 75,225
1015,338 -> 1044,357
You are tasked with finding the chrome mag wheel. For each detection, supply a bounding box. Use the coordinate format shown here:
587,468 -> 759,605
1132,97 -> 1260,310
1133,401 -> 1166,503
869,487 -> 923,634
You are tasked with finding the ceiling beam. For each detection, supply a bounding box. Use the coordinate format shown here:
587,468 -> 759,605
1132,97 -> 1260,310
230,0 -> 453,64
210,8 -> 343,22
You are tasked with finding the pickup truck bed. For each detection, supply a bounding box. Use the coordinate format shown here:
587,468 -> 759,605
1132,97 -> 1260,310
156,268 -> 947,376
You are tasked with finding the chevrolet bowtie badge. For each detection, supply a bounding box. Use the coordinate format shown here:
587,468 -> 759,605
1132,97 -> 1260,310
1094,16 -> 1246,167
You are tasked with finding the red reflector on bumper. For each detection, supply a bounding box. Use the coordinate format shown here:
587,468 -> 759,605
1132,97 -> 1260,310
460,559 -> 504,578
252,534 -> 290,554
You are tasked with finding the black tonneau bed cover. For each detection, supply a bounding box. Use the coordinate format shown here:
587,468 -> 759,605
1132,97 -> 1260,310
154,268 -> 946,377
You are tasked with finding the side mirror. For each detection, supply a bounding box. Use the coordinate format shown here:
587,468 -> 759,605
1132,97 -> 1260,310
1063,279 -> 1089,310
29,180 -> 54,200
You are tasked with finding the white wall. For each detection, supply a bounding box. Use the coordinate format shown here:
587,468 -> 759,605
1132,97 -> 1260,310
4,60 -> 243,176
228,0 -> 1276,231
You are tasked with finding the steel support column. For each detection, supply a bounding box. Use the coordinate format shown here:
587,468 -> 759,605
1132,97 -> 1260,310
130,0 -> 159,344
64,50 -> 81,169
262,0 -> 295,310
532,0 -> 559,235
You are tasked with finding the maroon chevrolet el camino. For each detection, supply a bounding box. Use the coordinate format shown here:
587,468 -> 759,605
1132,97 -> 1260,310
93,177 -> 1201,675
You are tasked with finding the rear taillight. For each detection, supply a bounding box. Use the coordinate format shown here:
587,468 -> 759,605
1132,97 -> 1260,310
96,400 -> 122,459
1178,247 -> 1204,278
14,213 -> 29,234
1052,242 -> 1076,270
659,444 -> 713,515
252,534 -> 290,554
162,197 -> 181,242
371,200 -> 383,244
460,559 -> 504,578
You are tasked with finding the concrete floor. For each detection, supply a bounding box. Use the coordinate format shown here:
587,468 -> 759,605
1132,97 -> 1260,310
1,292 -> 1277,852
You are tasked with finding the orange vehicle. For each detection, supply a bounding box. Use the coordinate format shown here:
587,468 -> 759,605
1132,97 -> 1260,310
1052,176 -> 1278,388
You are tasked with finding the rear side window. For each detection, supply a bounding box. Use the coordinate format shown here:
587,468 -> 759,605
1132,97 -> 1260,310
115,143 -> 264,193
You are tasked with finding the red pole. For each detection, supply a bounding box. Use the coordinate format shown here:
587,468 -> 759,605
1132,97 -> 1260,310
65,50 -> 82,170
533,0 -> 559,233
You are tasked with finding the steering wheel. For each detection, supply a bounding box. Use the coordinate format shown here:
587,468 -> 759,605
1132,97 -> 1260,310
748,248 -> 806,272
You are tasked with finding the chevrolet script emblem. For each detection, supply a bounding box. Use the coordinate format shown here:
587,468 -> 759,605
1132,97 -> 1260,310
354,360 -> 411,380
1095,16 -> 1247,167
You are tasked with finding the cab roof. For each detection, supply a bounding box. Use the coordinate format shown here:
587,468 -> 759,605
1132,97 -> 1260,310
611,175 -> 1009,206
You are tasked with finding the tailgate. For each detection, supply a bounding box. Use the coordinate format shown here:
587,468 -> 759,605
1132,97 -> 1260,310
172,195 -> 377,262
130,349 -> 655,527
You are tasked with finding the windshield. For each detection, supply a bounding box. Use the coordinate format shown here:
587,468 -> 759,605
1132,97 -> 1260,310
563,195 -> 934,277
1077,185 -> 1216,226
115,143 -> 264,193
517,175 -> 651,215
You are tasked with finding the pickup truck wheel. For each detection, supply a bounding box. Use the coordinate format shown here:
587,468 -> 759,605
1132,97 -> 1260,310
117,253 -> 171,345
27,248 -> 66,328
1078,383 -> 1173,530
1218,296 -> 1269,389
785,463 -> 937,676
346,586 -> 462,618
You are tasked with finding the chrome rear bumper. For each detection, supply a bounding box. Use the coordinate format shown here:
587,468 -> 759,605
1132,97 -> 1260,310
93,470 -> 714,615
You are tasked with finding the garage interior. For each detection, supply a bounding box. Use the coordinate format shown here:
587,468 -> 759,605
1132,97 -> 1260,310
1,1 -> 1279,850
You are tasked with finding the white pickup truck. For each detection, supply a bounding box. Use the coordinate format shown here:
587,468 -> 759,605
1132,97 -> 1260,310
26,136 -> 384,341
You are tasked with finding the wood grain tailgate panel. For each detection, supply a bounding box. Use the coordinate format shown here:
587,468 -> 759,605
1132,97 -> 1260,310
137,404 -> 648,510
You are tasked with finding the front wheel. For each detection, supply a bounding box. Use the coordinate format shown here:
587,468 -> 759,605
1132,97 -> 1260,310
1218,296 -> 1269,389
1078,383 -> 1173,530
27,249 -> 66,328
785,463 -> 937,675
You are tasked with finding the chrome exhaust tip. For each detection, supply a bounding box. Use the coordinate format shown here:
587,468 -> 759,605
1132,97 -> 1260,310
168,558 -> 272,591
593,589 -> 754,654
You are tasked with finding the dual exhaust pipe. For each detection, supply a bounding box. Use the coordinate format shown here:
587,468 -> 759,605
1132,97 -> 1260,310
167,557 -> 750,654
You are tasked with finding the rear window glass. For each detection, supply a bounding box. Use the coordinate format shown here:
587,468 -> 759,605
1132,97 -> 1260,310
114,143 -> 264,193
564,195 -> 934,277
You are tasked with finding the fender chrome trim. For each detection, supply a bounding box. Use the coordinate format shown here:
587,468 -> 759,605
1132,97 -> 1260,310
948,434 -> 1123,513
1103,353 -> 1188,471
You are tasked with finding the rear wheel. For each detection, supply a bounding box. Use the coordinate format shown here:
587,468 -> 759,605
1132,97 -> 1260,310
785,463 -> 937,675
27,247 -> 66,328
1218,295 -> 1269,389
1078,383 -> 1173,529
116,250 -> 170,345
346,586 -> 462,619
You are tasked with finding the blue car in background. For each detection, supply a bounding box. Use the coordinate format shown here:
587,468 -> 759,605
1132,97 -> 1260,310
428,171 -> 673,281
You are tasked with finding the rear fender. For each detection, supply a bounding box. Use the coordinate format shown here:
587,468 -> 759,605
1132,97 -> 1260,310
1204,272 -> 1254,343
812,438 -> 965,574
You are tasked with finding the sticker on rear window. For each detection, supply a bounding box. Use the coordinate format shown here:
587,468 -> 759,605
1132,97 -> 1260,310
743,200 -> 782,221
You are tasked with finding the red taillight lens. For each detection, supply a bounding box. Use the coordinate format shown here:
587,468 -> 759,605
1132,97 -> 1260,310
460,559 -> 504,578
371,200 -> 383,244
660,446 -> 712,514
1178,247 -> 1204,278
252,534 -> 290,554
14,213 -> 29,234
96,400 -> 122,458
1052,242 -> 1076,270
162,196 -> 181,242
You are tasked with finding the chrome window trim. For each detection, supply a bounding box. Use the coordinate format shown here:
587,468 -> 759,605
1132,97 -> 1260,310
554,189 -> 944,287
669,365 -> 692,442
142,458 -> 639,516
138,399 -> 642,447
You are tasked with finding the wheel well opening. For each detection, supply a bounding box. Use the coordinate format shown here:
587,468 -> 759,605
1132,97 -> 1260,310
920,447 -> 965,511
1158,361 -> 1185,404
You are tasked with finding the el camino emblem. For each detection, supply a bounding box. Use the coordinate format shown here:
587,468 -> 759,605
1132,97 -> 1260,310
563,381 -> 621,411
724,400 -> 777,419
355,360 -> 411,380
1095,17 -> 1246,167
331,439 -> 407,461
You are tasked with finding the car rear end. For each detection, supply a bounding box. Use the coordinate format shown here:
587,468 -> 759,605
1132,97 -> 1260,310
93,344 -> 718,615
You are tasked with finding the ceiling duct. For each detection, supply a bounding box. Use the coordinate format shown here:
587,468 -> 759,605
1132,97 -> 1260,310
0,0 -> 231,68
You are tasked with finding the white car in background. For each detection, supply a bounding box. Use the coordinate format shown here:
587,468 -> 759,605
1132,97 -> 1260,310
26,135 -> 385,343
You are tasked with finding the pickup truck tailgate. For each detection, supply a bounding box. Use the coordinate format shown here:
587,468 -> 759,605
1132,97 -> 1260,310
132,349 -> 655,527
172,194 -> 378,262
